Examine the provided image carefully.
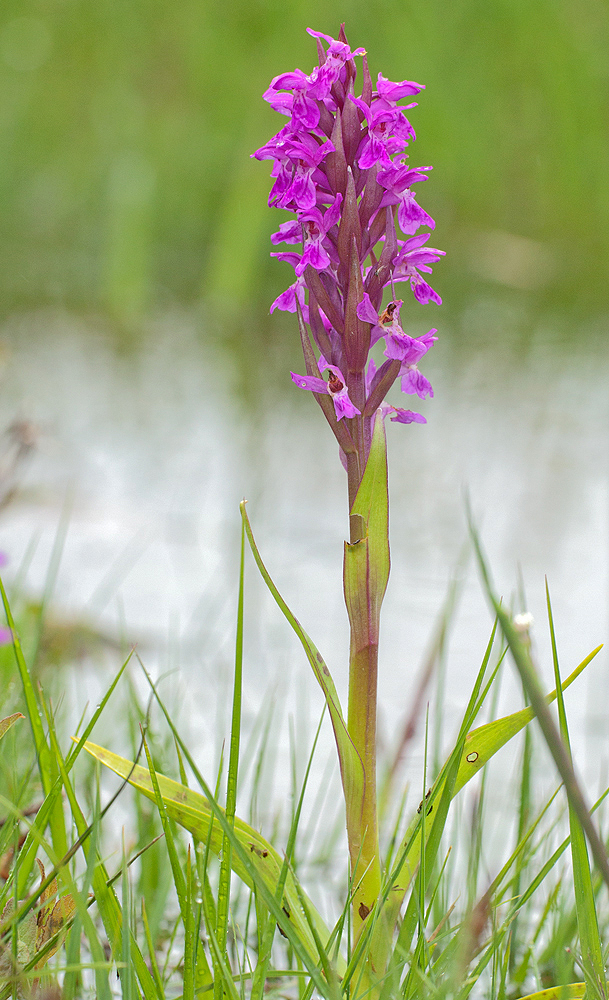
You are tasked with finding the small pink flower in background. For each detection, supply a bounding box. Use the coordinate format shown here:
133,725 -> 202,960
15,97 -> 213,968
0,626 -> 12,646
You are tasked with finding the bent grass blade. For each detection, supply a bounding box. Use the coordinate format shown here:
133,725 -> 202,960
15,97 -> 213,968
82,741 -> 343,979
547,581 -> 607,1000
240,500 -> 365,843
469,511 -> 609,894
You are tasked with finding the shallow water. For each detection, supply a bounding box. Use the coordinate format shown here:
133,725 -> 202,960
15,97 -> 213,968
0,305 -> 607,874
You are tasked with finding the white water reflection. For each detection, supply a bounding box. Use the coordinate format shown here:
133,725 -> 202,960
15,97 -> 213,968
0,305 -> 607,859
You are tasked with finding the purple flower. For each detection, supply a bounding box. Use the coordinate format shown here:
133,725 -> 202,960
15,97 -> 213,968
0,626 -> 12,646
351,96 -> 416,170
306,29 -> 365,98
380,402 -> 426,424
272,195 -> 342,277
256,26 -> 443,452
391,234 -> 445,303
374,73 -> 424,103
356,293 -> 404,346
296,194 -> 342,275
400,367 -> 434,399
384,325 -> 437,399
377,165 -> 435,234
254,131 -> 334,211
291,357 -> 360,420
270,275 -> 309,320
383,326 -> 437,366
263,70 -> 321,130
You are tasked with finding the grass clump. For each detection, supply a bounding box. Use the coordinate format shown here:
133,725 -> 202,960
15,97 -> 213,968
0,512 -> 605,1000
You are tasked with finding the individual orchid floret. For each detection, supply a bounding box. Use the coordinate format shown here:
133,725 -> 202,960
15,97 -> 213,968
383,326 -> 437,399
390,234 -> 445,302
377,165 -> 435,234
306,29 -> 365,98
396,189 -> 436,237
351,97 -> 416,169
380,402 -> 426,424
274,194 -> 342,276
270,274 -> 309,321
384,326 -> 437,366
263,69 -> 321,130
291,357 -> 360,420
357,293 -> 404,346
374,73 -> 424,104
401,367 -> 434,399
254,132 -> 334,211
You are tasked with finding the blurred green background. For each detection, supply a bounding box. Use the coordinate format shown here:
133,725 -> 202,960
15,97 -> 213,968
1,0 -> 608,345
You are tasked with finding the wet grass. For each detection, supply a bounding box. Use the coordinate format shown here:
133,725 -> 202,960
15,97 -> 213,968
0,514 -> 607,998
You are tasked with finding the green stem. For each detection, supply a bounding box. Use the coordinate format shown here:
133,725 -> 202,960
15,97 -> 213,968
343,414 -> 389,970
346,447 -> 364,543
347,641 -> 382,941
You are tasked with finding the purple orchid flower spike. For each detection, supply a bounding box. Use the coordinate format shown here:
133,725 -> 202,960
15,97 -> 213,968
255,22 -> 443,475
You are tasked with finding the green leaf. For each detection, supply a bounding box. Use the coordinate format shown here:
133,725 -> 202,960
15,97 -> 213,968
82,740 -> 343,977
216,515 -> 245,994
344,411 -> 390,640
453,645 -> 598,798
516,986 -> 585,1000
0,581 -> 69,867
374,638 -> 598,981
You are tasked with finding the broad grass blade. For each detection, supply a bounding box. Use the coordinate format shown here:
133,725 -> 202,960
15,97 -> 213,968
240,500 -> 364,864
83,740 -> 341,980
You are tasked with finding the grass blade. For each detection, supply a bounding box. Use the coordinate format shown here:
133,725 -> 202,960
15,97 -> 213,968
547,580 -> 606,1000
469,510 -> 609,893
216,516 -> 246,999
240,500 -> 364,848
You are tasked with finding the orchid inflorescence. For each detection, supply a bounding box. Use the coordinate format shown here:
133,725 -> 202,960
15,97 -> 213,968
253,25 -> 444,470
253,31 -> 445,949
